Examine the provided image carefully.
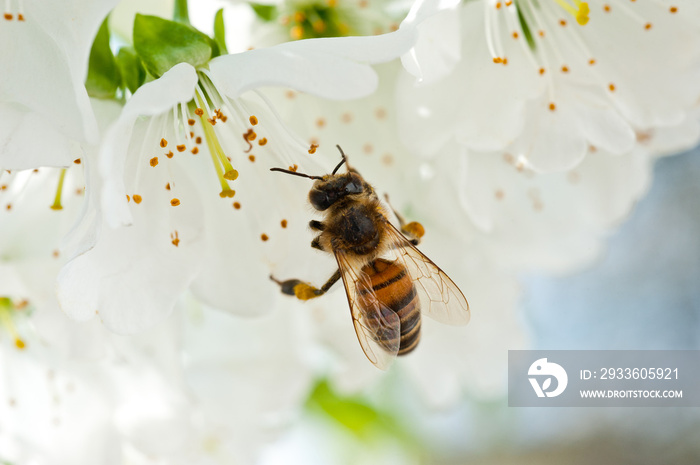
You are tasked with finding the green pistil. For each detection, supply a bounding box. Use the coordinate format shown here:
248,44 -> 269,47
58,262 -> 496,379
194,93 -> 239,198
50,168 -> 67,210
0,298 -> 26,350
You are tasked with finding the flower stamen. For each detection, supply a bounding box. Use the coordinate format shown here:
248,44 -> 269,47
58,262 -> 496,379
3,0 -> 22,21
554,0 -> 590,25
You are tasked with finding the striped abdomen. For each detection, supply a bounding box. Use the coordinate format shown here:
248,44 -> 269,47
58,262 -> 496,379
358,258 -> 421,355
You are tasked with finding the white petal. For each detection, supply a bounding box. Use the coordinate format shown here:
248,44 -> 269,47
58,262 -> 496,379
400,7 -> 461,84
576,95 -> 636,155
100,63 -> 198,228
0,104 -> 74,169
647,115 -> 700,157
61,99 -> 124,260
58,164 -> 206,334
0,0 -> 117,147
513,100 -> 588,173
119,63 -> 198,121
209,28 -> 416,100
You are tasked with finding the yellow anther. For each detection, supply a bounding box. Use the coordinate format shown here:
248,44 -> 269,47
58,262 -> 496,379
555,0 -> 589,25
576,2 -> 590,25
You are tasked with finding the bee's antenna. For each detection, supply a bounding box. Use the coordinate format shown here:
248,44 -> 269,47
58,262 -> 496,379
269,167 -> 323,180
333,145 -> 348,174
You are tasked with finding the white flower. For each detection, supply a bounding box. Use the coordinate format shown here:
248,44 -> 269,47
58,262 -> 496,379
57,31 -> 417,334
0,153 -> 110,358
0,163 -> 122,465
397,0 -> 700,171
0,0 -> 119,169
456,143 -> 653,272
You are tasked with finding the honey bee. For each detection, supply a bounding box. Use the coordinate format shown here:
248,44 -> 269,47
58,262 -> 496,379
270,146 -> 470,369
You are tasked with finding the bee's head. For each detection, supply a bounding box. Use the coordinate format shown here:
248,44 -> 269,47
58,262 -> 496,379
308,172 -> 364,211
269,145 -> 364,211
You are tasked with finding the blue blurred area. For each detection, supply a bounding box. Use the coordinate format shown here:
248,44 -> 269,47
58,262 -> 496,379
523,146 -> 700,350
479,147 -> 700,465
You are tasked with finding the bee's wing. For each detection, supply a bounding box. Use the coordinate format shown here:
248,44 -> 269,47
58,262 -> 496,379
384,223 -> 470,325
334,250 -> 400,370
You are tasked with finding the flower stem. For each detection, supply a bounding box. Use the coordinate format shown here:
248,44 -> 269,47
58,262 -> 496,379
50,168 -> 67,210
173,0 -> 190,25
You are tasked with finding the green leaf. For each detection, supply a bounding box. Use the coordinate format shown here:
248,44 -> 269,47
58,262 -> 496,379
116,47 -> 146,94
250,2 -> 278,22
213,8 -> 228,55
307,380 -> 379,435
133,14 -> 212,78
85,16 -> 121,99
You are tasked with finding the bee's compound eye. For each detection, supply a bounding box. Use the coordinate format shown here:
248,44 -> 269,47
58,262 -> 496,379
345,174 -> 363,194
309,188 -> 332,211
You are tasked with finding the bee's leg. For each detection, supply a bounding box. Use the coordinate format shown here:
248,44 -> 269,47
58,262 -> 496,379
270,269 -> 341,301
311,236 -> 324,251
309,220 -> 325,231
383,194 -> 425,246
